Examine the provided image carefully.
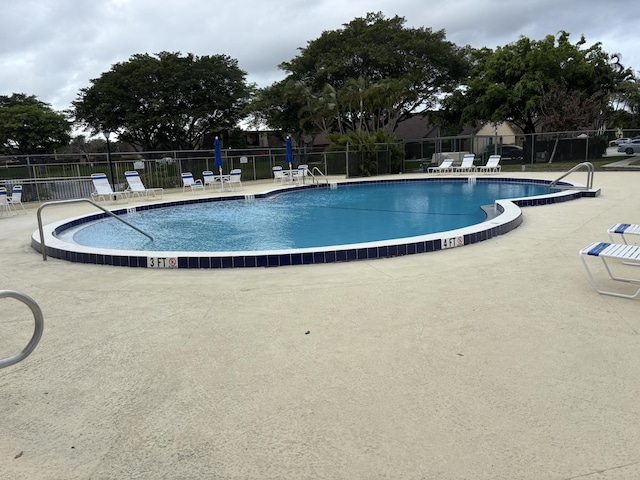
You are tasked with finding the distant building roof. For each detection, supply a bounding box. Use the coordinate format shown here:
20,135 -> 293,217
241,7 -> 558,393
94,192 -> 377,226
394,114 -> 440,140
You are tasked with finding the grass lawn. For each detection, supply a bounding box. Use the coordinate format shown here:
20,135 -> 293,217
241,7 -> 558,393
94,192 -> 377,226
500,156 -> 640,172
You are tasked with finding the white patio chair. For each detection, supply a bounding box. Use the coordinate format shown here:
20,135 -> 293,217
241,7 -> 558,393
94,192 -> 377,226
291,164 -> 311,184
125,171 -> 163,199
91,173 -> 129,202
205,170 -> 233,191
428,158 -> 454,174
580,242 -> 640,299
608,223 -> 640,245
7,185 -> 27,213
478,155 -> 502,173
181,172 -> 205,194
453,154 -> 476,173
273,166 -> 287,184
0,187 -> 14,217
228,169 -> 243,191
203,170 -> 220,191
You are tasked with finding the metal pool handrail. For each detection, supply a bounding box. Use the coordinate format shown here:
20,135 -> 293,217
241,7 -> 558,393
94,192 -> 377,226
549,162 -> 594,191
310,166 -> 329,185
0,290 -> 44,368
36,198 -> 154,261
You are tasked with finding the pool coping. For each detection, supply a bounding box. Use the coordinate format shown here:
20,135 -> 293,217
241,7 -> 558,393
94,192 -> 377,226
32,177 -> 600,268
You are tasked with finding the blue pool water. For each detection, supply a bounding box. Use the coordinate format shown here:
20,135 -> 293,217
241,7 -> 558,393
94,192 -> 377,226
66,181 -> 549,252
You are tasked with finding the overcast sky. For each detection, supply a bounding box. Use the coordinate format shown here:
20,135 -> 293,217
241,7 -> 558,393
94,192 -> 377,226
1,0 -> 638,112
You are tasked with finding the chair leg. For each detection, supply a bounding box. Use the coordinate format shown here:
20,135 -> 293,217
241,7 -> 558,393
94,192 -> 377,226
581,254 -> 640,299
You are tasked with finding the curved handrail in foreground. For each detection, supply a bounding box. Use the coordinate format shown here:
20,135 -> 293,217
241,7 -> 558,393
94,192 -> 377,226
0,290 -> 44,368
36,198 -> 154,261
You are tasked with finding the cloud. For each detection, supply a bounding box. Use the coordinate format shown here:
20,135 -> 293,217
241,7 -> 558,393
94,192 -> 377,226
1,0 -> 637,112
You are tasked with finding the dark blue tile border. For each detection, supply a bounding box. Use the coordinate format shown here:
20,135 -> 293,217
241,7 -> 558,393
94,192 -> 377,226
34,178 -> 598,269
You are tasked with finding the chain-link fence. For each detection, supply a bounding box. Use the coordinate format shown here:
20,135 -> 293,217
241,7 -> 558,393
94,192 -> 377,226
0,149 -> 351,202
0,129 -> 634,202
404,129 -> 636,169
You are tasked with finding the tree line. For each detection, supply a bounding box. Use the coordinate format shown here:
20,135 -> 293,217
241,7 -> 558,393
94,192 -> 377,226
1,12 -> 638,157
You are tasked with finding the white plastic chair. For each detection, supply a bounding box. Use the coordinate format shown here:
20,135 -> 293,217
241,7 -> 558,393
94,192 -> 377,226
125,171 -> 163,199
228,169 -> 243,190
580,242 -> 640,298
478,155 -> 502,173
182,172 -> 205,194
91,173 -> 128,202
273,166 -> 286,184
291,164 -> 310,184
608,223 -> 640,245
428,158 -> 454,174
453,154 -> 476,173
204,170 -> 232,191
7,185 -> 27,213
203,170 -> 219,191
0,187 -> 13,217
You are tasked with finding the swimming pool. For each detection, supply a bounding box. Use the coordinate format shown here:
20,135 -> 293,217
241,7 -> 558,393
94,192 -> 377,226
65,180 -> 549,251
33,177 -> 598,268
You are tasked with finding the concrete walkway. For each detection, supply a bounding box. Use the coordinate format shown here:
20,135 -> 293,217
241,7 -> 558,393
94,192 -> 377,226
2,171 -> 640,479
603,157 -> 640,168
602,147 -> 640,168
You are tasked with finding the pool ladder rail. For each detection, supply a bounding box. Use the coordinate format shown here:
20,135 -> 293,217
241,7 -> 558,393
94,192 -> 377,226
549,162 -> 594,191
36,198 -> 154,261
305,167 -> 329,185
0,290 -> 44,368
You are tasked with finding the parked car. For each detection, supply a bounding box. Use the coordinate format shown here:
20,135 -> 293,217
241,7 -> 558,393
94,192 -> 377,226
610,137 -> 631,146
485,144 -> 523,160
617,139 -> 640,154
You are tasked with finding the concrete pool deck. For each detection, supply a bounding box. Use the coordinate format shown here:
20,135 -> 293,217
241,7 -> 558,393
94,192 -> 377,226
2,171 -> 640,479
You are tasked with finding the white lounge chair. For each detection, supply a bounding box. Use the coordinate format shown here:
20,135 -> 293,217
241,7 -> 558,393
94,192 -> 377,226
90,173 -> 128,202
7,185 -> 26,213
273,166 -> 286,184
428,158 -> 454,174
580,242 -> 640,299
478,155 -> 502,173
0,187 -> 14,217
228,169 -> 242,190
182,172 -> 205,194
453,154 -> 476,173
608,223 -> 640,244
125,171 -> 163,199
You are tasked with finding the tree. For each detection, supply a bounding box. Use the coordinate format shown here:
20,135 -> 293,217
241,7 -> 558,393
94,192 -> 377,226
347,77 -> 410,134
274,12 -> 469,138
56,135 -> 110,161
300,84 -> 341,136
339,77 -> 369,133
0,94 -> 71,155
444,32 -> 632,137
245,79 -> 321,147
245,80 -> 300,133
607,73 -> 640,129
327,129 -> 404,176
282,12 -> 467,105
538,82 -> 603,162
72,52 -> 253,151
